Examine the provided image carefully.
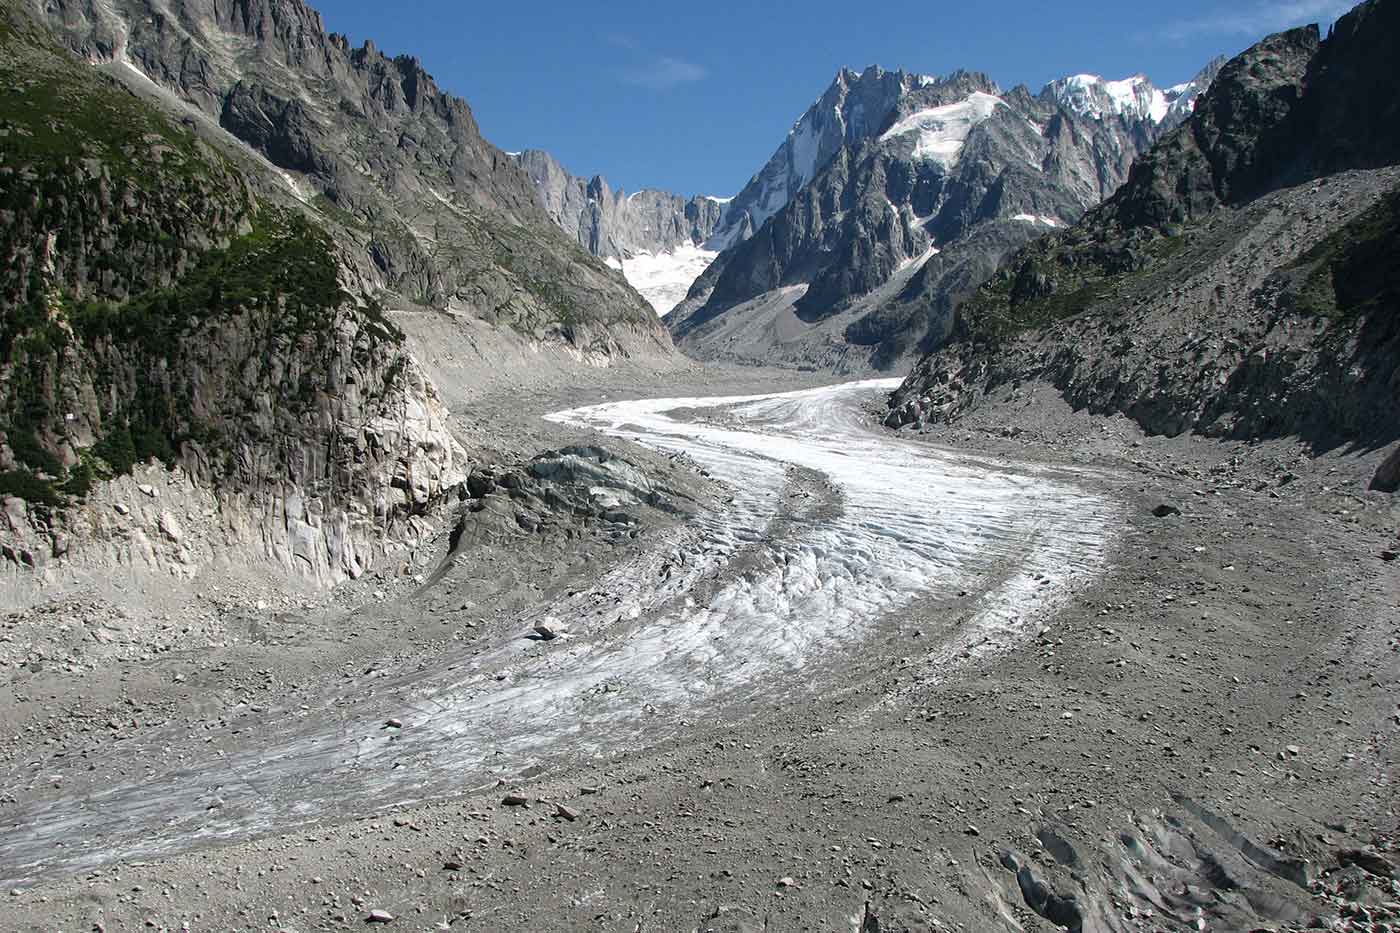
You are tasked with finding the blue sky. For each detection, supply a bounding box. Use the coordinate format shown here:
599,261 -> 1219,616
314,0 -> 1354,197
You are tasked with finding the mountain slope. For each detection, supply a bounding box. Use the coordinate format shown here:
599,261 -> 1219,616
888,1 -> 1400,450
668,62 -> 1217,373
40,0 -> 669,354
513,149 -> 725,315
0,2 -> 465,583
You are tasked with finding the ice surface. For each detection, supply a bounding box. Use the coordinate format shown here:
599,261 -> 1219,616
615,242 -> 719,316
879,92 -> 1004,166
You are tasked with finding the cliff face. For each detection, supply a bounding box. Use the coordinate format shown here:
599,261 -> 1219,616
0,4 -> 465,585
513,149 -> 725,261
39,0 -> 670,352
889,2 -> 1400,449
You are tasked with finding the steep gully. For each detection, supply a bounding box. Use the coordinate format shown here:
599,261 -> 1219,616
0,381 -> 1118,884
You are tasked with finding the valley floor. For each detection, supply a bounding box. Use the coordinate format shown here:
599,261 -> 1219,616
1,364 -> 1397,932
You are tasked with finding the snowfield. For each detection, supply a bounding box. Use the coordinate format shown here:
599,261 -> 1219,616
879,92 -> 1004,166
613,242 -> 719,316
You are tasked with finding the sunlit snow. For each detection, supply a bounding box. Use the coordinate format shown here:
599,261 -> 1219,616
879,92 -> 1004,166
614,242 -> 719,317
1011,213 -> 1062,227
1052,74 -> 1168,124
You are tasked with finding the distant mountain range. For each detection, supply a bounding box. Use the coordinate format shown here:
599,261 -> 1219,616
665,61 -> 1223,371
515,59 -> 1224,367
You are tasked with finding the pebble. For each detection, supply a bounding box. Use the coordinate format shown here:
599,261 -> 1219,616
555,803 -> 579,822
501,793 -> 530,807
366,908 -> 394,923
384,718 -> 403,729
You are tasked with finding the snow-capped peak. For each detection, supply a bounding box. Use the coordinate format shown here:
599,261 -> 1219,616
1048,73 -> 1168,124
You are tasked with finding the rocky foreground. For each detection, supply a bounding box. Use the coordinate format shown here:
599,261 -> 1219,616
1,365 -> 1396,932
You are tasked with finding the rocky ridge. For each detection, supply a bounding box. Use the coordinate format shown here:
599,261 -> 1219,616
512,149 -> 725,264
668,60 -> 1220,372
40,0 -> 669,353
0,5 -> 469,589
888,1 -> 1400,461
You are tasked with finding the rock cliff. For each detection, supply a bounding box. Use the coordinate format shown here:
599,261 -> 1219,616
0,2 -> 464,586
39,0 -> 669,351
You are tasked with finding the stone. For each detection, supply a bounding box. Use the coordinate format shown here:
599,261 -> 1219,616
158,511 -> 184,544
1152,503 -> 1182,518
366,909 -> 394,923
137,483 -> 158,498
1371,446 -> 1400,493
777,877 -> 797,888
384,718 -> 403,729
965,824 -> 981,836
533,620 -> 560,640
442,859 -> 464,871
554,803 -> 578,822
501,793 -> 529,807
114,503 -> 130,516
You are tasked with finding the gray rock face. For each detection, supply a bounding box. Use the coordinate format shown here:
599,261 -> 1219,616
40,0 -> 668,349
705,66 -> 919,251
670,63 -> 1211,371
513,150 -> 724,261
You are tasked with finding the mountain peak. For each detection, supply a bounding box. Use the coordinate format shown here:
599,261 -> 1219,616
1045,72 -> 1170,123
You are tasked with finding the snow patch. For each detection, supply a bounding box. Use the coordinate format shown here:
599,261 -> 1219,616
615,242 -> 719,317
1011,213 -> 1062,227
788,115 -> 822,188
1050,73 -> 1168,124
879,92 -> 1004,167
